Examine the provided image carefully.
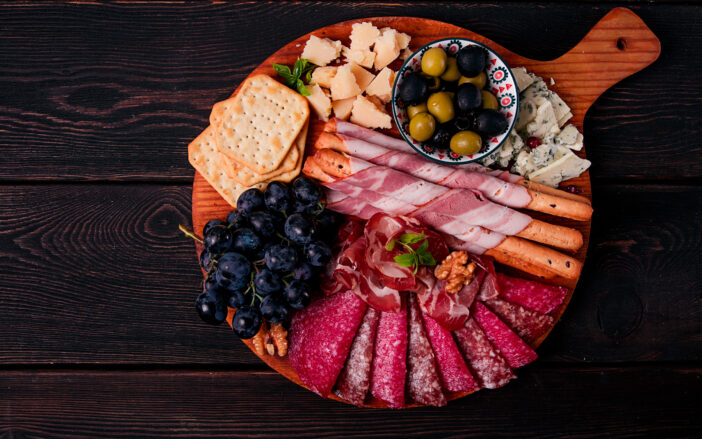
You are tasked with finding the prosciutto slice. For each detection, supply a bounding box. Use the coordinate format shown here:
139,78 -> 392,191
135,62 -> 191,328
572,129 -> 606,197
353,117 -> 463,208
327,132 -> 533,208
415,270 -> 485,331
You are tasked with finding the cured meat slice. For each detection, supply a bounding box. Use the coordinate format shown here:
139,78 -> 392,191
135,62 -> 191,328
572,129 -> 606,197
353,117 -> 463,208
421,311 -> 479,394
497,272 -> 568,314
416,269 -> 485,331
485,298 -> 554,344
335,307 -> 380,406
453,318 -> 515,389
370,309 -> 408,408
407,294 -> 446,407
472,302 -> 538,369
289,290 -> 367,397
474,255 -> 499,301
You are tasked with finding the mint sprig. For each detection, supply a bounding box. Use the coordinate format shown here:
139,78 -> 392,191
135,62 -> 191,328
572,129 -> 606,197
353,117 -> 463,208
273,58 -> 316,96
385,232 -> 437,275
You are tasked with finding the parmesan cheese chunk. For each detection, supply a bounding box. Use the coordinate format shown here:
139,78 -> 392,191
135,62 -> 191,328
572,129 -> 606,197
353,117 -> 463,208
381,27 -> 411,50
350,95 -> 391,129
301,35 -> 342,67
365,67 -> 396,103
347,62 -> 375,92
311,66 -> 337,89
400,47 -> 413,61
330,64 -> 362,101
350,22 -> 380,51
306,84 -> 332,122
342,46 -> 375,69
373,28 -> 400,71
331,97 -> 355,120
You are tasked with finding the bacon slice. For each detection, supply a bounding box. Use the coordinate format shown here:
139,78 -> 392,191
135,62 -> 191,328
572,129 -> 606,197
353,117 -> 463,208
453,318 -> 515,389
335,307 -> 380,406
371,309 -> 408,408
472,302 -> 538,369
484,298 -> 554,344
421,312 -> 480,393
407,294 -> 447,406
497,272 -> 569,314
288,289 -> 367,397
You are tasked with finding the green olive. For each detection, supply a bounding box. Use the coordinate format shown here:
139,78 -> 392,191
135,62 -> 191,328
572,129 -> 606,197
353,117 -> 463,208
440,57 -> 461,82
481,90 -> 499,110
427,92 -> 455,124
409,113 -> 436,142
450,130 -> 482,155
458,72 -> 487,89
407,103 -> 428,119
421,47 -> 448,77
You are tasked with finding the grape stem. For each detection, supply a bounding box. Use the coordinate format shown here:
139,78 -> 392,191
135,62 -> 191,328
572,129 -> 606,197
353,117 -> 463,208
179,224 -> 204,244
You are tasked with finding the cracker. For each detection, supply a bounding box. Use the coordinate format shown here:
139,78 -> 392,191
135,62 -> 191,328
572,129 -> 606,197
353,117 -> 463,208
188,126 -> 265,207
210,74 -> 309,174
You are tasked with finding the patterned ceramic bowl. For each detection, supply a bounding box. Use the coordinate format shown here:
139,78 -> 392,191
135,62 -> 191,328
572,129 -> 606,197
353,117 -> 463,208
391,38 -> 519,165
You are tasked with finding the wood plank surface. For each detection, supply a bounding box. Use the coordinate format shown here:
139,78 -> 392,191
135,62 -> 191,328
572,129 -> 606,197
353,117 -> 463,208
0,183 -> 698,365
0,2 -> 699,181
1,367 -> 700,438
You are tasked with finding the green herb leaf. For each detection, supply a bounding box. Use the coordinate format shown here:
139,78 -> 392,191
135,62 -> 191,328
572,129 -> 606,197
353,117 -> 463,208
296,79 -> 310,96
418,251 -> 436,266
385,239 -> 396,251
394,252 -> 417,268
399,232 -> 425,245
273,63 -> 293,80
292,58 -> 305,81
417,239 -> 429,253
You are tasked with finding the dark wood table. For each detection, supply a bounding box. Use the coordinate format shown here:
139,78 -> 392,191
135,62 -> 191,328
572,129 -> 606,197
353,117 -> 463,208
1,1 -> 700,437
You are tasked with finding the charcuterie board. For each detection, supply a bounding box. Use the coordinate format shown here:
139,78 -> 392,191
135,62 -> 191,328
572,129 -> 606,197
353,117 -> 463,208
191,8 -> 659,407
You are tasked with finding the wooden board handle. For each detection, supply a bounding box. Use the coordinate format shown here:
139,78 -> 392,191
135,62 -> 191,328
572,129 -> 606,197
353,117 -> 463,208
523,8 -> 661,127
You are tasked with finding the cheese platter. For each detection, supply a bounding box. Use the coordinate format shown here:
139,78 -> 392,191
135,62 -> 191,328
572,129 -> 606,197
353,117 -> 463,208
185,9 -> 660,408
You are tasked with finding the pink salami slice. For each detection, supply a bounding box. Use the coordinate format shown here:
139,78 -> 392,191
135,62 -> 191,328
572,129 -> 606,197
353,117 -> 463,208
485,298 -> 554,344
421,310 -> 479,394
335,307 -> 380,406
370,308 -> 408,408
453,318 -> 515,389
497,272 -> 568,314
472,302 -> 538,369
407,294 -> 446,407
289,289 -> 367,397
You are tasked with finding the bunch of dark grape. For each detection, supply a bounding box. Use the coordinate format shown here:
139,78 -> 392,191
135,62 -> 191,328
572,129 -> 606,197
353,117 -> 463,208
184,177 -> 341,339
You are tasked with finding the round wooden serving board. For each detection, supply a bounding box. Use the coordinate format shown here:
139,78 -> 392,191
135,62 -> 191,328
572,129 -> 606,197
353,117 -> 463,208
191,8 -> 660,408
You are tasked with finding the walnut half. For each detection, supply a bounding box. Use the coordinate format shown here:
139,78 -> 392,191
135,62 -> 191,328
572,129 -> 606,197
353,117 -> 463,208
434,251 -> 477,294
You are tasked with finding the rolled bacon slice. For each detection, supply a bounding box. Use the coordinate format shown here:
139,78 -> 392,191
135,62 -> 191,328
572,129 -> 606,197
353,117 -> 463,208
317,131 -> 593,221
322,186 -> 581,281
311,148 -> 584,253
325,118 -> 592,206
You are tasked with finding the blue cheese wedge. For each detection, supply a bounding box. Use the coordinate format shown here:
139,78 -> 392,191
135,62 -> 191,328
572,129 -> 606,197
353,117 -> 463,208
511,67 -> 535,92
528,147 -> 591,187
525,101 -> 561,138
547,92 -> 572,127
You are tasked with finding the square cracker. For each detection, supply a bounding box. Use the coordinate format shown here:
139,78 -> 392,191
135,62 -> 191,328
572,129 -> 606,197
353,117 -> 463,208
188,126 -> 265,208
222,119 -> 307,185
210,74 -> 309,174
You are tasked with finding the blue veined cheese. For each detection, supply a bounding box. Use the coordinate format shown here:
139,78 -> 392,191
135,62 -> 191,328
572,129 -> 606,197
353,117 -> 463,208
511,149 -> 537,176
515,99 -> 538,130
547,92 -> 572,127
520,78 -> 550,106
511,67 -> 535,92
531,143 -> 561,168
528,147 -> 591,187
479,130 -> 525,168
525,100 -> 561,138
555,124 -> 583,151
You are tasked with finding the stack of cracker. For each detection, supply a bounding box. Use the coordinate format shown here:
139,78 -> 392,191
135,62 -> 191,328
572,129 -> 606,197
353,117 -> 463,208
189,74 -> 310,207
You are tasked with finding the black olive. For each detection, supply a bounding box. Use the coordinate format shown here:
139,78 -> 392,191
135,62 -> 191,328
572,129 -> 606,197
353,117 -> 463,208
454,83 -> 482,115
456,45 -> 487,78
474,109 -> 508,137
439,80 -> 458,93
399,72 -> 429,105
428,125 -> 453,150
453,114 -> 474,132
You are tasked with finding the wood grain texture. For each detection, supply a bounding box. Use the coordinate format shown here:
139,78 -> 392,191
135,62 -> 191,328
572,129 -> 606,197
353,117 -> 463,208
1,367 -> 700,438
0,2 -> 698,181
0,184 -> 698,366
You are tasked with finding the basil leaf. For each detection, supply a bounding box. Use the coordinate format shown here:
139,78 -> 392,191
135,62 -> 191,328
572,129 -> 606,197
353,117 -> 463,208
418,251 -> 436,266
296,79 -> 310,96
417,239 -> 429,253
273,63 -> 293,80
304,68 -> 313,83
385,239 -> 396,251
399,232 -> 423,245
292,59 -> 304,81
394,252 -> 416,268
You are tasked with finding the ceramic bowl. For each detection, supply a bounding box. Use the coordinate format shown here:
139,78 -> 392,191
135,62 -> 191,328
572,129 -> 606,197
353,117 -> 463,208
391,38 -> 519,164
